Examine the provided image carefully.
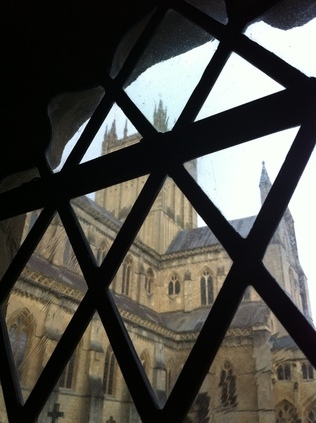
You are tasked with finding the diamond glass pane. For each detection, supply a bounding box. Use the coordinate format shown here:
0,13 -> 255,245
196,51 -> 283,120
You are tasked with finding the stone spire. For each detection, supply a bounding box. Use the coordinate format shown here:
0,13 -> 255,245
259,161 -> 271,204
153,100 -> 169,132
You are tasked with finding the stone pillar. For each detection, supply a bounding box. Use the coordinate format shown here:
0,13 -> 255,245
153,342 -> 166,404
252,329 -> 275,423
88,376 -> 104,423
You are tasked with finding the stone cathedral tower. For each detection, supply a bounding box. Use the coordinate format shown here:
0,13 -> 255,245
96,102 -> 198,254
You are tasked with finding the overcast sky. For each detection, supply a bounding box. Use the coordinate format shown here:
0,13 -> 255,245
60,17 -> 316,321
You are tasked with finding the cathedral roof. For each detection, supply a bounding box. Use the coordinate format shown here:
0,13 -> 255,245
270,334 -> 298,350
26,255 -> 87,293
166,216 -> 257,253
113,292 -> 271,334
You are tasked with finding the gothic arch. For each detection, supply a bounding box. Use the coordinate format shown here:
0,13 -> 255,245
304,400 -> 316,423
275,400 -> 300,423
96,240 -> 108,265
166,358 -> 175,395
145,267 -> 154,295
140,350 -> 151,376
168,273 -> 181,296
7,308 -> 36,380
218,360 -> 237,408
59,343 -> 80,390
122,255 -> 133,296
276,363 -> 291,381
200,268 -> 214,306
103,345 -> 116,396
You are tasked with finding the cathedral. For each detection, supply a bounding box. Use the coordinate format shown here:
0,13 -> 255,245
1,104 -> 315,423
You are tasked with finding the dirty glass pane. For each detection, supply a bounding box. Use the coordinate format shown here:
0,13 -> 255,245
185,128 -> 297,233
49,87 -> 105,171
196,51 -> 283,120
186,0 -> 228,24
245,18 -> 316,77
125,10 -> 217,130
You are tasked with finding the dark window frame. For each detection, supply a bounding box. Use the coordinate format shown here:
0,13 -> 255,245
0,2 -> 315,423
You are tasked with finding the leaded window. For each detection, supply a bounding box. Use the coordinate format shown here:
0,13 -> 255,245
168,274 -> 180,296
219,361 -> 237,408
302,362 -> 314,380
8,322 -> 28,374
59,351 -> 76,390
275,401 -> 300,423
0,2 -> 316,423
277,364 -> 291,381
305,402 -> 316,423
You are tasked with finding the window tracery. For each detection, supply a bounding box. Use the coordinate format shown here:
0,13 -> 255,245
200,269 -> 213,306
219,360 -> 237,408
275,400 -> 300,423
302,362 -> 314,380
8,309 -> 33,380
305,401 -> 316,423
168,273 -> 180,296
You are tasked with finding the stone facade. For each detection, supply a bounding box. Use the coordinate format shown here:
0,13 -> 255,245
1,110 -> 315,423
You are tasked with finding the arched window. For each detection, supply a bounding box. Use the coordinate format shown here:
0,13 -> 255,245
200,269 -> 213,305
168,274 -> 180,296
8,309 -> 33,380
145,268 -> 154,295
140,350 -> 150,377
59,350 -> 76,389
96,240 -> 108,265
166,360 -> 174,395
103,346 -> 116,396
302,362 -> 314,380
219,361 -> 237,408
122,256 -> 133,296
305,401 -> 316,423
275,400 -> 300,423
277,363 -> 291,380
